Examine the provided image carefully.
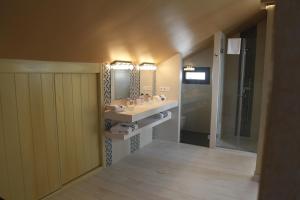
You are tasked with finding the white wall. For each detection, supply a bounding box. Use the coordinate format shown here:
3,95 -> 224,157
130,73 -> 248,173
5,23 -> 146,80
156,53 -> 182,100
111,129 -> 153,164
111,140 -> 130,164
154,53 -> 182,142
182,45 -> 213,133
140,129 -> 153,148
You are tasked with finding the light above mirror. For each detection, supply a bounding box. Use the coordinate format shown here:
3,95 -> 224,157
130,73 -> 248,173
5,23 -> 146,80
265,4 -> 275,9
139,62 -> 157,71
183,65 -> 195,71
110,60 -> 134,70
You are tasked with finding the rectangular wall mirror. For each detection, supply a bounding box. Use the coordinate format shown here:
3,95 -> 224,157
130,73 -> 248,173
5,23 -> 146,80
140,70 -> 156,96
111,69 -> 131,100
111,68 -> 156,101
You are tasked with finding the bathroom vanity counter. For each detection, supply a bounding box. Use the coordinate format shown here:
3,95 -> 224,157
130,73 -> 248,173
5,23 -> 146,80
104,100 -> 178,122
105,111 -> 172,140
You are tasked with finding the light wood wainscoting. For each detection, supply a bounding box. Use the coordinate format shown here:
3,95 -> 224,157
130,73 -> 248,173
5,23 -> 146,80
0,60 -> 103,200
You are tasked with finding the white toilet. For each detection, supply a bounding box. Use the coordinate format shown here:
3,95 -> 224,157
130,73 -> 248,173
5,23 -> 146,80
180,116 -> 186,130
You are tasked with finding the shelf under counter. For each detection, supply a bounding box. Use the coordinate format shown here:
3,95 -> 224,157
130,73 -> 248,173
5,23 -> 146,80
105,111 -> 172,140
104,100 -> 178,123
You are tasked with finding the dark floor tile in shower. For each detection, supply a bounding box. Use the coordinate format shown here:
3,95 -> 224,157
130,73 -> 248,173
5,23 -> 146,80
180,130 -> 210,147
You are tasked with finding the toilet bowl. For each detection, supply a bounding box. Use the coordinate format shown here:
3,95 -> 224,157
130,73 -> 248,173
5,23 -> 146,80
180,116 -> 186,130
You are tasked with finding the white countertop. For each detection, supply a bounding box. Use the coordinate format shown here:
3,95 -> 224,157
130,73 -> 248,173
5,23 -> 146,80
104,100 -> 178,122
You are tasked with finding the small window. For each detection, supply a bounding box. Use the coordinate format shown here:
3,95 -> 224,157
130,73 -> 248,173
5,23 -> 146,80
183,67 -> 210,84
186,72 -> 206,80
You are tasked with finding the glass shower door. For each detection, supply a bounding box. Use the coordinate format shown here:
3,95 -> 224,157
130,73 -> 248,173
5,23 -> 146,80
217,25 -> 259,153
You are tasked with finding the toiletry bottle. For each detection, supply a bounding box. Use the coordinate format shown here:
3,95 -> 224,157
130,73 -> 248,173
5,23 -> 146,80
139,93 -> 145,104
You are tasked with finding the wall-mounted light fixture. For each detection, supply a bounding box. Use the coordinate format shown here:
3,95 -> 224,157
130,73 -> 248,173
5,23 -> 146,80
261,0 -> 275,9
265,4 -> 275,9
183,65 -> 195,71
110,60 -> 134,70
139,62 -> 157,71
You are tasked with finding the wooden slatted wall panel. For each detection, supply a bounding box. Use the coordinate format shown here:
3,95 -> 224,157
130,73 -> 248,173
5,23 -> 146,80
0,74 -> 26,200
87,74 -> 101,169
41,74 -> 61,191
0,99 -> 11,199
72,74 -> 86,173
82,74 -> 101,170
55,73 -> 100,184
15,74 -> 38,200
0,74 -> 14,200
5,73 -> 62,199
0,60 -> 102,200
28,74 -> 61,198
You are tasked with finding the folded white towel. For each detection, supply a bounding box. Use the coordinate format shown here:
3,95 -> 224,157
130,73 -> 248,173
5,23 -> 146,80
111,130 -> 132,134
110,123 -> 138,134
152,112 -> 168,119
152,113 -> 164,119
161,111 -> 168,118
105,105 -> 126,112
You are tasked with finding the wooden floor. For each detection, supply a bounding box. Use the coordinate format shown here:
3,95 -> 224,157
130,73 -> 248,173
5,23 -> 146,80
46,140 -> 258,200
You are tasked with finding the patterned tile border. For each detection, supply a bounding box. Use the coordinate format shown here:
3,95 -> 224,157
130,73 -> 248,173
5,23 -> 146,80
103,64 -> 141,167
103,64 -> 113,167
130,134 -> 140,153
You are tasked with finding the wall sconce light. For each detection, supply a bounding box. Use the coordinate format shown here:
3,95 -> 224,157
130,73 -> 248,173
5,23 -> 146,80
183,65 -> 195,71
110,60 -> 134,70
139,62 -> 157,71
261,0 -> 275,9
265,4 -> 275,9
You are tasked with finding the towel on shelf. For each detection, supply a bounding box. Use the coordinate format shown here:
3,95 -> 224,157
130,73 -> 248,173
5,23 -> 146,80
161,111 -> 168,118
105,105 -> 126,112
110,122 -> 138,134
152,113 -> 164,119
152,111 -> 169,119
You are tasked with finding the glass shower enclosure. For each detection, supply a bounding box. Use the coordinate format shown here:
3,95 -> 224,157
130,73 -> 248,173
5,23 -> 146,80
217,25 -> 262,153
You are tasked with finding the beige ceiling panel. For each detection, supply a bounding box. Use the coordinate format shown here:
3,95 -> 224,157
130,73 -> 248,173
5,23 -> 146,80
0,0 -> 263,63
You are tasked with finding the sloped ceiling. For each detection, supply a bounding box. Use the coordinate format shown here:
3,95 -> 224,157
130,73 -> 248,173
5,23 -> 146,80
0,0 -> 263,63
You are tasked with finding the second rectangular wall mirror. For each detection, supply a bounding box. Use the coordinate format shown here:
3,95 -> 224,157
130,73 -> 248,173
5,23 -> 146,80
140,70 -> 156,96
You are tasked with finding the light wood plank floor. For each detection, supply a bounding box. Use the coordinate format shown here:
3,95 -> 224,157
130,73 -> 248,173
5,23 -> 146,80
47,140 -> 258,200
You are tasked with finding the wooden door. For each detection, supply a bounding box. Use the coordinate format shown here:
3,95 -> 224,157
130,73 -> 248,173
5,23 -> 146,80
0,60 -> 102,199
0,73 -> 61,200
55,73 -> 100,184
